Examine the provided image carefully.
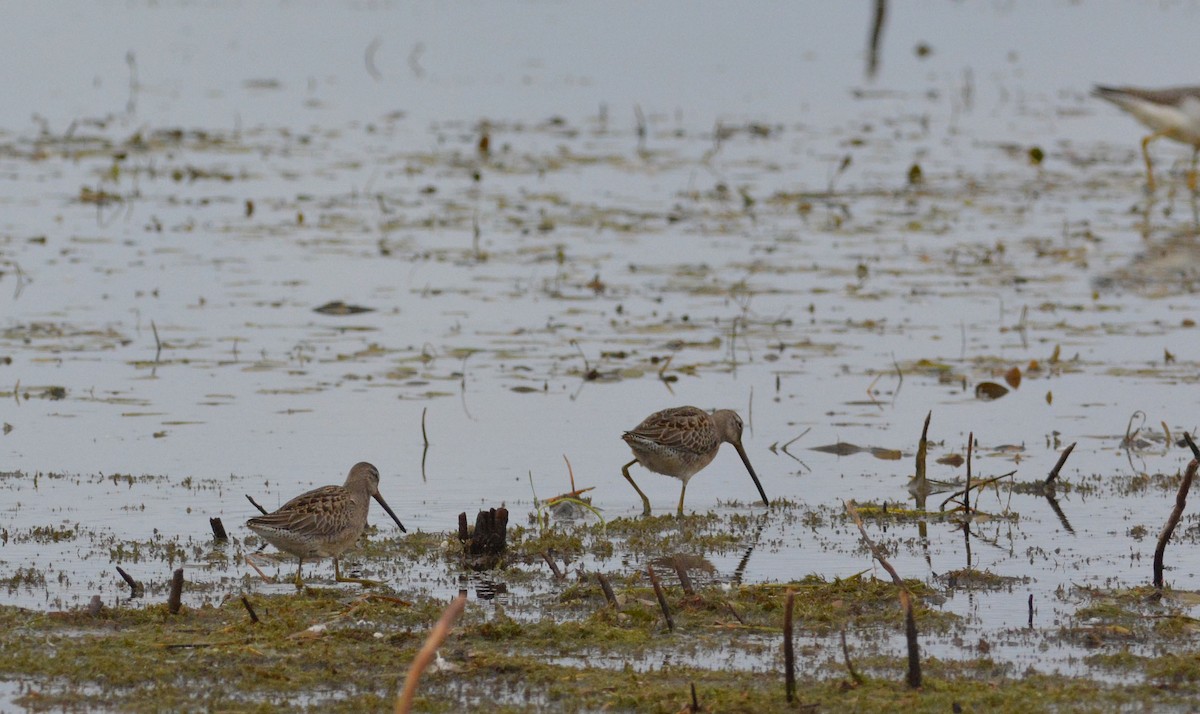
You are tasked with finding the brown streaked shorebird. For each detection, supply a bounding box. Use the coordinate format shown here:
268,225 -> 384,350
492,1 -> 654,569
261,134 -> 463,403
246,462 -> 406,588
1093,85 -> 1200,191
621,406 -> 769,517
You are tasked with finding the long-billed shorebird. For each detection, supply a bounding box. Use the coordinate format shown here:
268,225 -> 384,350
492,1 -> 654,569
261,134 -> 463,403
621,406 -> 769,516
1093,85 -> 1200,191
246,461 -> 406,588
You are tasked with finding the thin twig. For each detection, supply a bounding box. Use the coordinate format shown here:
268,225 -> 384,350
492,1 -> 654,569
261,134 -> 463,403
672,556 -> 695,596
845,500 -> 904,588
648,565 -> 675,632
963,431 -> 973,513
151,320 -> 162,364
840,624 -> 863,685
1045,442 -> 1076,485
421,407 -> 429,447
115,566 -> 144,598
395,594 -> 467,714
914,411 -> 931,490
1153,457 -> 1199,590
541,552 -> 564,580
901,589 -> 922,688
596,573 -> 618,607
246,494 -> 269,515
241,594 -> 259,624
938,471 -> 1017,511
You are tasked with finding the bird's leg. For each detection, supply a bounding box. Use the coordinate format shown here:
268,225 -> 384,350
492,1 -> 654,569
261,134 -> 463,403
294,558 -> 305,589
622,459 -> 653,517
1141,131 -> 1163,191
333,557 -> 384,587
676,481 -> 688,517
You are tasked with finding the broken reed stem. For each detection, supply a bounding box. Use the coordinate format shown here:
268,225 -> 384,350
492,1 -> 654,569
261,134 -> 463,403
938,470 -> 1017,512
563,454 -> 576,492
208,517 -> 227,541
840,624 -> 863,685
1153,457 -> 1199,590
1186,432 -> 1200,461
151,320 -> 162,363
596,573 -> 618,607
963,431 -> 973,513
541,552 -> 564,580
784,590 -> 796,703
167,568 -> 184,615
900,589 -> 922,688
689,682 -> 699,712
421,407 -> 429,447
672,556 -> 695,596
115,566 -> 143,598
395,593 -> 467,714
246,494 -> 269,515
647,565 -> 675,632
1027,594 -> 1034,628
914,411 -> 931,490
1045,442 -> 1076,485
240,594 -> 259,624
845,501 -> 904,588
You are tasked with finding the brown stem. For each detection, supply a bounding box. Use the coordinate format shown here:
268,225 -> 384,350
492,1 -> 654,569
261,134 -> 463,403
648,565 -> 674,632
395,594 -> 467,714
1153,459 -> 1199,590
784,591 -> 796,702
1045,442 -> 1076,485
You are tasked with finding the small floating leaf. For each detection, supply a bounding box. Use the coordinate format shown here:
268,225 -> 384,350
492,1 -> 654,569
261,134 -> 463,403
1004,366 -> 1021,389
975,382 -> 1009,401
937,453 -> 964,467
313,301 -> 374,316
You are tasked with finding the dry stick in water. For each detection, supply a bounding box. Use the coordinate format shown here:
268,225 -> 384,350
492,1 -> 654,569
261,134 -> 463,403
914,411 -> 931,490
116,566 -> 144,598
245,494 -> 269,516
209,517 -> 227,541
900,590 -> 922,688
1153,441 -> 1200,590
541,552 -> 564,580
783,590 -> 797,703
395,594 -> 467,714
847,501 -> 921,688
1027,594 -> 1034,628
963,431 -> 974,513
596,573 -> 618,607
673,556 -> 695,596
1045,442 -> 1077,486
647,565 -> 675,632
167,568 -> 184,615
938,471 -> 1016,512
840,625 -> 863,685
241,595 -> 259,624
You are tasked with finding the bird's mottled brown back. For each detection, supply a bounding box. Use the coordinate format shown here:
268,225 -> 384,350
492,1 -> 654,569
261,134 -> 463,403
623,406 -> 720,456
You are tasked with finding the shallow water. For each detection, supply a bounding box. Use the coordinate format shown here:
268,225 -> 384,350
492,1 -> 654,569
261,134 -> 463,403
3,0 -> 1200,686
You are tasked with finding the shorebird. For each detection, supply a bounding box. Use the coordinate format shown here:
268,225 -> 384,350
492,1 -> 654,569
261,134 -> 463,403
621,406 -> 769,516
1093,85 -> 1200,191
246,461 -> 406,588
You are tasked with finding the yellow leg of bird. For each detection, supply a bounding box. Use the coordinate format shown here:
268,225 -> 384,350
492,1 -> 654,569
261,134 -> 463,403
622,459 -> 653,516
1141,132 -> 1162,192
333,557 -> 383,587
294,559 -> 305,589
676,481 -> 687,517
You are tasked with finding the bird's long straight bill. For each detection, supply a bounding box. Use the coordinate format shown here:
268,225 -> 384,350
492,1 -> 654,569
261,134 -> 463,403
734,442 -> 770,507
373,493 -> 407,533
